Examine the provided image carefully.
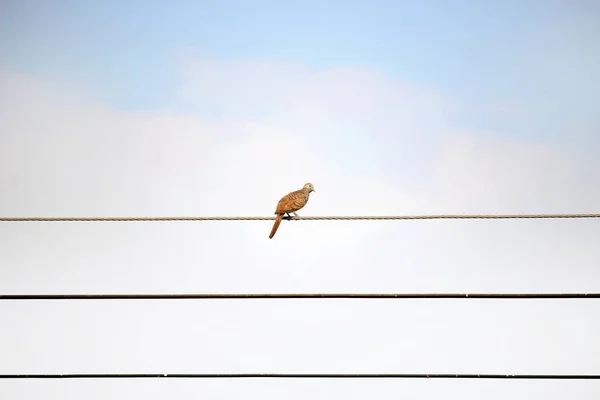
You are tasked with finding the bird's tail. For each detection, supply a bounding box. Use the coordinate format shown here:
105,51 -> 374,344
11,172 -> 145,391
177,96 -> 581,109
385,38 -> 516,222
269,214 -> 283,239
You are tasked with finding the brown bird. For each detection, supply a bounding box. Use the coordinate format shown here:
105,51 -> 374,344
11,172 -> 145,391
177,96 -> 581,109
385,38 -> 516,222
269,183 -> 316,239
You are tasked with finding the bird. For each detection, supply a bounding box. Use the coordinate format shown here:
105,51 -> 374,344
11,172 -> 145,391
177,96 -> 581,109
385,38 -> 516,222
269,183 -> 316,239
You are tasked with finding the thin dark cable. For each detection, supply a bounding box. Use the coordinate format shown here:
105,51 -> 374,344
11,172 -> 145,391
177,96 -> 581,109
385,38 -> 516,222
1,213 -> 600,222
1,293 -> 599,300
0,373 -> 597,380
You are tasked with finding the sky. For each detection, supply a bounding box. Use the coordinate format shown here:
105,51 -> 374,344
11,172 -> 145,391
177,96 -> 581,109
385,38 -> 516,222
1,0 -> 599,398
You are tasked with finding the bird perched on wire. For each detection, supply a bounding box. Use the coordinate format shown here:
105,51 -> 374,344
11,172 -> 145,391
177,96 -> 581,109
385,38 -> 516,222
269,183 -> 316,239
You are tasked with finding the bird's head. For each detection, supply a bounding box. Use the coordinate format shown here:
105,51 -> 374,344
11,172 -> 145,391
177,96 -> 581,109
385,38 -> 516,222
303,183 -> 316,193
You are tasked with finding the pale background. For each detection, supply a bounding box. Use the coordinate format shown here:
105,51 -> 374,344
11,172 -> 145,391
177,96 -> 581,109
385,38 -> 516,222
1,0 -> 599,398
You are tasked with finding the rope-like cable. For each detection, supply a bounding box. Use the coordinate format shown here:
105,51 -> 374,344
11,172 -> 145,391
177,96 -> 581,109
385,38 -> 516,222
1,373 -> 597,380
1,213 -> 600,222
1,293 -> 599,300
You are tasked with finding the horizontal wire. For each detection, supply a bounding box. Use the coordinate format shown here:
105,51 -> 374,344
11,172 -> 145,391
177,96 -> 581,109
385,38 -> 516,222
1,293 -> 599,300
1,213 -> 600,222
1,373 -> 598,380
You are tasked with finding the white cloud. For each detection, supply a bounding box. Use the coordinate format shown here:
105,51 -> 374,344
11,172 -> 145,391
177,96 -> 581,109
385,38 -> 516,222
1,59 -> 599,399
432,132 -> 600,213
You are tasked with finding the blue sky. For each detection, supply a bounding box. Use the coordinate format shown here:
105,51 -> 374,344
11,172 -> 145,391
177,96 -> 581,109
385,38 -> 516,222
1,2 -> 600,399
2,0 -> 598,117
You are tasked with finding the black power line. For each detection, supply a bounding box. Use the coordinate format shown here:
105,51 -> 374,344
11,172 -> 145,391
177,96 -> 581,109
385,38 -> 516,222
1,373 -> 598,380
1,293 -> 599,300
